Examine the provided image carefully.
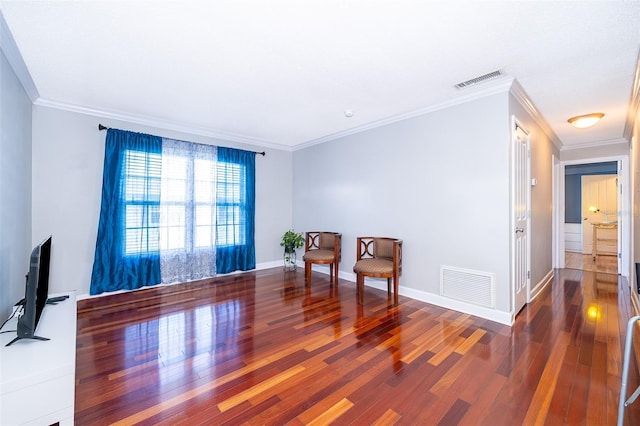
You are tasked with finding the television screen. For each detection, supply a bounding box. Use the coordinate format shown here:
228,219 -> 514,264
6,236 -> 52,346
34,235 -> 51,327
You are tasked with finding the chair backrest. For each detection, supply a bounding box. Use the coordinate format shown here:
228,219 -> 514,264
319,233 -> 336,250
374,238 -> 394,260
306,232 -> 341,258
357,236 -> 402,273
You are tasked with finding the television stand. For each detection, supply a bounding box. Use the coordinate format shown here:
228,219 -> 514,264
5,334 -> 50,347
47,295 -> 70,304
1,291 -> 76,426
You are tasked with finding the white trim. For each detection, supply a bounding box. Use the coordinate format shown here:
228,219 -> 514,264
402,286 -> 513,326
294,77 -> 516,151
34,97 -> 293,151
560,137 -> 628,151
511,117 -> 531,314
79,263 -> 515,325
553,155 -> 565,268
557,154 -> 631,279
529,269 -> 554,302
336,269 -> 512,326
0,11 -> 39,102
509,79 -> 562,149
34,76 -> 517,154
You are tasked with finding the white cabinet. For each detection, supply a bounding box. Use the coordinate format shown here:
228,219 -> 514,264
564,223 -> 582,253
0,291 -> 76,425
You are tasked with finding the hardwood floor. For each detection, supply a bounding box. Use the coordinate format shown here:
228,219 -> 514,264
75,267 -> 640,425
565,251 -> 618,274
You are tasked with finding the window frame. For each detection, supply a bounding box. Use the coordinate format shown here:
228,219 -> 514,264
121,149 -> 249,256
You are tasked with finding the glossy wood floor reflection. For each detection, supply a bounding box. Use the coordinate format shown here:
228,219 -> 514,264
75,268 -> 640,425
565,251 -> 618,274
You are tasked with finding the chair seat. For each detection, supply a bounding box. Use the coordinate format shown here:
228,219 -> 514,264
304,232 -> 341,285
303,249 -> 336,262
353,258 -> 393,275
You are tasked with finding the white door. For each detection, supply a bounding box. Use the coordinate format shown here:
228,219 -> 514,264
581,174 -> 618,255
512,121 -> 529,315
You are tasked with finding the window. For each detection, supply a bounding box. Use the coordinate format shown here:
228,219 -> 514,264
216,162 -> 245,247
122,150 -> 246,255
91,128 -> 255,295
123,150 -> 161,255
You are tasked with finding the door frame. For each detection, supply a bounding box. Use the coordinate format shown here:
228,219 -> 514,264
511,117 -> 531,314
555,155 -> 630,277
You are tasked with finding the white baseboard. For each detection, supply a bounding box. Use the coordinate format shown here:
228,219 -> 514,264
317,266 -> 513,326
529,269 -> 554,302
79,261 -> 514,326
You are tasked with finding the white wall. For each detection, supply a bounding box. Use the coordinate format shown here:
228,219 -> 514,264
31,105 -> 293,297
0,50 -> 32,318
293,92 -> 513,320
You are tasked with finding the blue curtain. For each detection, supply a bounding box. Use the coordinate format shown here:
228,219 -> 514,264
216,147 -> 256,273
90,129 -> 162,295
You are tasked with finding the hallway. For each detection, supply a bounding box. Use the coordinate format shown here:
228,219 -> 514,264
565,251 -> 618,275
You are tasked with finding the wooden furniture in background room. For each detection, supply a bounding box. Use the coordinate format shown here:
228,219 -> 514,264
592,222 -> 617,261
353,237 -> 402,305
303,232 -> 341,284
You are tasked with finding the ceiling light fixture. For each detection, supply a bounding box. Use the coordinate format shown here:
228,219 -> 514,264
567,113 -> 604,129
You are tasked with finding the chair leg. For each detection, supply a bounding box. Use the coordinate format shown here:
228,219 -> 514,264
357,274 -> 364,304
393,273 -> 399,305
333,261 -> 339,285
329,262 -> 334,283
305,262 -> 311,284
387,278 -> 391,297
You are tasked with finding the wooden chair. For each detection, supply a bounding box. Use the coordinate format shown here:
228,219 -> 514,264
302,232 -> 341,284
353,237 -> 402,305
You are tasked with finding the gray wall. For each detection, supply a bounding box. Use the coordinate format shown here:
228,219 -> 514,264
560,142 -> 629,162
293,92 -> 514,319
0,50 -> 32,318
31,105 -> 293,297
509,92 -> 558,295
632,97 -> 639,293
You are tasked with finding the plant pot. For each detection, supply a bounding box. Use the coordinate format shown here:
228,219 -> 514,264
283,249 -> 297,271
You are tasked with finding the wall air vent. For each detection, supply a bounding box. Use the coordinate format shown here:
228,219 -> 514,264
454,70 -> 504,89
440,265 -> 495,308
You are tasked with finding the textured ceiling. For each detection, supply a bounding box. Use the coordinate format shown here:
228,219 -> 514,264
1,0 -> 639,149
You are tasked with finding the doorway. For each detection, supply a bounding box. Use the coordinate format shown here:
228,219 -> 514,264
562,160 -> 621,275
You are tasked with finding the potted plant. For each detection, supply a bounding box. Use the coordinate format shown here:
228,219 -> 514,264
280,230 -> 304,270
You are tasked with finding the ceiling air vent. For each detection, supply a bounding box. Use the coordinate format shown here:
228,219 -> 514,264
454,70 -> 504,89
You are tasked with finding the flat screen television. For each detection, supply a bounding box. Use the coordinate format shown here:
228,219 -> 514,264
6,235 -> 52,346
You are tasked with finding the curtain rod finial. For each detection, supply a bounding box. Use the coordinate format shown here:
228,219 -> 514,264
98,124 -> 108,131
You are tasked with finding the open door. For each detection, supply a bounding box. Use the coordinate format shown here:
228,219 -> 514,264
581,174 -> 618,256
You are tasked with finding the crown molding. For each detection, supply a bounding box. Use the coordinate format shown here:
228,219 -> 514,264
0,11 -> 39,102
34,97 -> 294,152
509,79 -> 562,150
560,136 -> 628,151
294,76 -> 517,151
624,48 -> 640,141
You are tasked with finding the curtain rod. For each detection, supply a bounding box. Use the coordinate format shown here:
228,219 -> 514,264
98,124 -> 266,156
